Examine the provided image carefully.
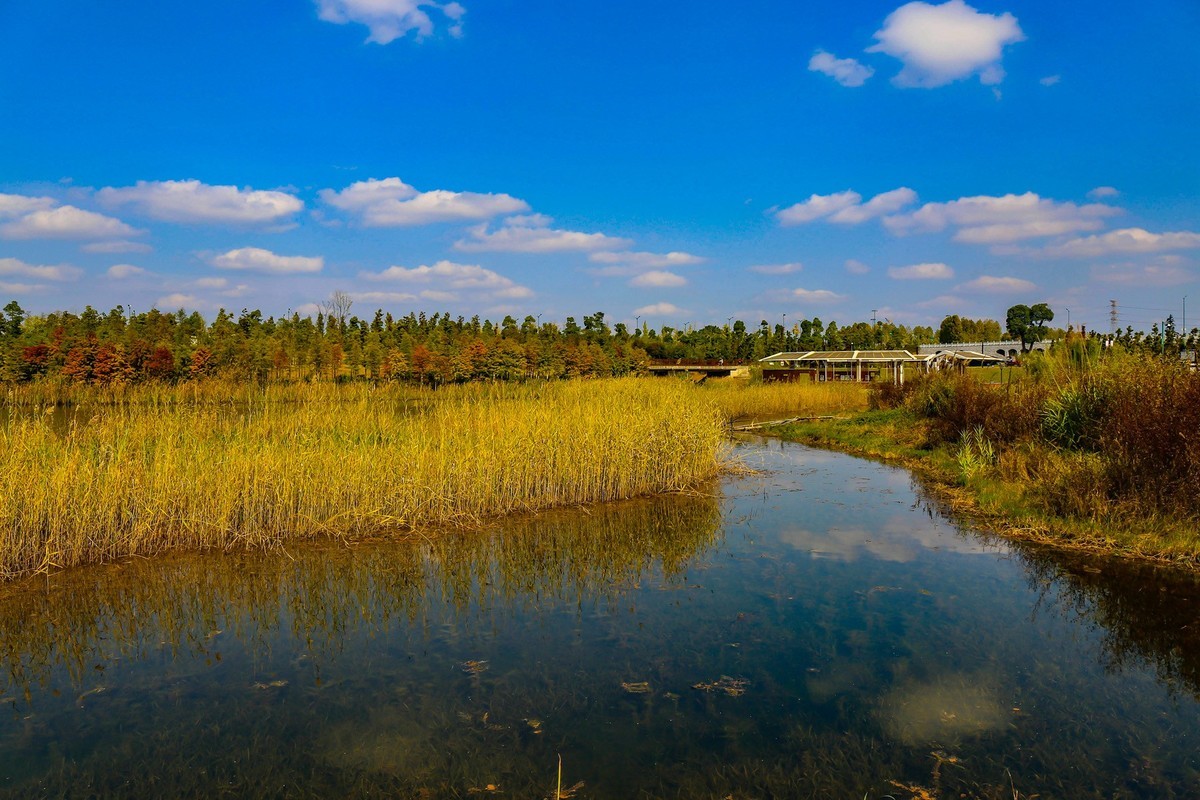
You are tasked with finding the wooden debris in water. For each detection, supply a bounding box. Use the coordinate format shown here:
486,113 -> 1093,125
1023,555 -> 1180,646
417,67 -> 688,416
692,676 -> 749,697
252,680 -> 288,690
459,659 -> 489,675
621,681 -> 652,694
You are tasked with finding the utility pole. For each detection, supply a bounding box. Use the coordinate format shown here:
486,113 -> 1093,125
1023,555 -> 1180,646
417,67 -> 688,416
1110,300 -> 1118,335
1066,307 -> 1071,332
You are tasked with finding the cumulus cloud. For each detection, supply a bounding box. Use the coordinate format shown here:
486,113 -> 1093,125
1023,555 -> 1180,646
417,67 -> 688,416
1040,228 -> 1200,258
107,264 -> 149,279
633,302 -> 683,316
315,0 -> 465,44
915,294 -> 968,309
0,205 -> 141,240
957,275 -> 1035,293
868,0 -> 1025,88
748,262 -> 804,275
211,247 -> 324,274
809,50 -> 875,87
361,259 -> 533,299
98,180 -> 303,224
630,270 -> 687,288
845,259 -> 871,274
0,257 -> 83,281
455,215 -> 632,253
155,293 -> 202,309
320,177 -> 527,227
0,281 -> 43,294
792,288 -> 846,303
589,250 -> 705,269
778,187 -> 917,226
0,193 -> 55,218
887,262 -> 954,279
884,192 -> 1119,243
1087,186 -> 1120,200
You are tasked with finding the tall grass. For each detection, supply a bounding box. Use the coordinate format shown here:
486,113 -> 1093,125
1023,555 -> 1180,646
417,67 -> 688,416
0,379 -> 728,579
866,349 -> 1200,547
698,379 -> 868,422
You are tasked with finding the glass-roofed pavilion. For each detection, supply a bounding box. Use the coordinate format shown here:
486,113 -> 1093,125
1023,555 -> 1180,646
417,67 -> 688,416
758,349 -> 1002,383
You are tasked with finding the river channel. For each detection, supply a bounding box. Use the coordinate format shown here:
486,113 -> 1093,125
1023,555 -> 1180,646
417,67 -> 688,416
1,437 -> 1199,798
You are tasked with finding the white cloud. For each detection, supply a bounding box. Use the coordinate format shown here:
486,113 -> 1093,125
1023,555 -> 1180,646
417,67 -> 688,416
155,293 -> 202,309
82,240 -> 153,254
1087,186 -> 1120,199
107,264 -> 149,279
748,262 -> 804,275
809,50 -> 875,87
98,180 -> 303,224
884,192 -> 1120,243
0,281 -> 43,294
0,193 -> 55,218
211,247 -> 324,274
777,190 -> 859,224
1039,74 -> 1061,87
778,187 -> 917,226
193,277 -> 228,289
455,216 -> 632,253
1041,228 -> 1200,258
0,205 -> 140,240
845,259 -> 871,274
633,302 -> 683,316
867,0 -> 1025,88
321,177 -> 528,227
915,294 -> 968,309
887,262 -> 955,279
1090,262 -> 1193,287
315,0 -> 465,44
0,257 -> 83,281
349,291 -> 420,304
361,259 -> 533,299
630,270 -> 687,288
792,288 -> 846,303
957,275 -> 1036,293
589,250 -> 705,269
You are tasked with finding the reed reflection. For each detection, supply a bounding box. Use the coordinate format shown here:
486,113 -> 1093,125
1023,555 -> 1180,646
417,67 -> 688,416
0,488 -> 723,700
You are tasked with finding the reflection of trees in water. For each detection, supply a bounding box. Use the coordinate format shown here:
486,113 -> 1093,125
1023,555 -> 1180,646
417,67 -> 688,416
0,489 -> 723,696
906,470 -> 1200,701
1014,546 -> 1200,700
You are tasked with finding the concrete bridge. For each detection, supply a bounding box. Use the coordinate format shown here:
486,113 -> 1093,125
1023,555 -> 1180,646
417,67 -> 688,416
646,360 -> 750,379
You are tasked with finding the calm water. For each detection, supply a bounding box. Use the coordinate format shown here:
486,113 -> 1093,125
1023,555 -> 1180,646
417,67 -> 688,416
2,438 -> 1200,798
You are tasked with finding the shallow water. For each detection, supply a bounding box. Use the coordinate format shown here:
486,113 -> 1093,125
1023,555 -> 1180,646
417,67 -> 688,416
1,438 -> 1199,798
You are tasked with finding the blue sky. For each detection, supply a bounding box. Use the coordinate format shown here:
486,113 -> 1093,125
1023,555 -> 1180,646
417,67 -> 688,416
1,0 -> 1197,332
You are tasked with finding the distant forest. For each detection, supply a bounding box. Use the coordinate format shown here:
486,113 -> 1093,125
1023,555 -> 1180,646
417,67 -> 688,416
0,297 -> 941,384
0,297 -> 1184,385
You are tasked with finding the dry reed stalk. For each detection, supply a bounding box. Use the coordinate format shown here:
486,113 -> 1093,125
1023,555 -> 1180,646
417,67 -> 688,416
0,379 -> 728,579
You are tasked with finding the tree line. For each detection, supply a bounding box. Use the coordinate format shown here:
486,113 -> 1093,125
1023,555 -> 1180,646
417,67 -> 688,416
0,298 -> 942,385
3,296 -> 1188,385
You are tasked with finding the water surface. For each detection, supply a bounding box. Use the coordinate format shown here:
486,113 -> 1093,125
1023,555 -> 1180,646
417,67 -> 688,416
2,438 -> 1199,798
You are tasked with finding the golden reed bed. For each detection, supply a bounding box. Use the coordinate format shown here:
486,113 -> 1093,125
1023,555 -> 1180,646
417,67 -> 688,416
0,377 -> 866,579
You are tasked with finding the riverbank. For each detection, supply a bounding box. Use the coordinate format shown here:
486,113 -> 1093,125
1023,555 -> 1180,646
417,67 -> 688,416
771,408 -> 1200,568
